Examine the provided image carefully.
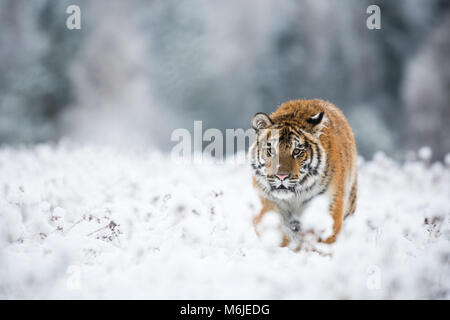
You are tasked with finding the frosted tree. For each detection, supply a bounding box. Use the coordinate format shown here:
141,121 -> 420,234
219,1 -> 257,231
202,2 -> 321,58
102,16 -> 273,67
0,0 -> 83,144
401,13 -> 450,160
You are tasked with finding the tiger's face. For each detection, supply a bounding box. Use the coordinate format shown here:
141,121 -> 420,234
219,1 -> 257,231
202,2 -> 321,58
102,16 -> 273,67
249,111 -> 326,199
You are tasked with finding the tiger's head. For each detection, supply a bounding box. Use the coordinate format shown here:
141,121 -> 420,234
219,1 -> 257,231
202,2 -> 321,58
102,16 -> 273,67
249,108 -> 327,199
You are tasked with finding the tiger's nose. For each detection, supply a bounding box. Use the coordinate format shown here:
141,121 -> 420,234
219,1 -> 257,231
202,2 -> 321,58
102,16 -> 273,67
275,174 -> 289,181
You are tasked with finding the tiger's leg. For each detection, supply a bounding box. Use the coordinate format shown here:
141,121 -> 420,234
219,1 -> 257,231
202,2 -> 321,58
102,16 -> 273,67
253,197 -> 290,247
323,190 -> 345,244
253,197 -> 274,234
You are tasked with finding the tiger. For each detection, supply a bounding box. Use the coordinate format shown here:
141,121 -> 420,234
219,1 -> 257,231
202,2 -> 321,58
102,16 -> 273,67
249,99 -> 357,247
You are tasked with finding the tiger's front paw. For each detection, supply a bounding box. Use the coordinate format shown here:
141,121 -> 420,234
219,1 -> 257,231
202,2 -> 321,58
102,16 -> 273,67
321,234 -> 337,244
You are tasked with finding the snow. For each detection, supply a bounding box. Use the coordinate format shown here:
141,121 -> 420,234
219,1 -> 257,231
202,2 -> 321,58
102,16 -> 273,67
418,146 -> 432,162
0,143 -> 449,299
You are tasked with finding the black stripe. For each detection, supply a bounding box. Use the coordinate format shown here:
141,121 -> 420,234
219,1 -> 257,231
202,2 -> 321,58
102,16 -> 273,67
307,142 -> 314,168
312,143 -> 322,174
251,163 -> 263,170
255,138 -> 263,167
289,126 -> 304,138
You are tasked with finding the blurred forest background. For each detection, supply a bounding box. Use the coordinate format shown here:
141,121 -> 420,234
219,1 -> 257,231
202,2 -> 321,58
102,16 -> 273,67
0,0 -> 449,160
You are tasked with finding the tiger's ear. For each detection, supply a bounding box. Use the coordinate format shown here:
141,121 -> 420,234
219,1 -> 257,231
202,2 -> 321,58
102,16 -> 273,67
251,112 -> 272,131
306,111 -> 326,136
306,111 -> 324,126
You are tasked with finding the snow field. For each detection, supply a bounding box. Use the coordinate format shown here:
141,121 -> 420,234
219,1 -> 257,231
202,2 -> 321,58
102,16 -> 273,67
0,143 -> 449,299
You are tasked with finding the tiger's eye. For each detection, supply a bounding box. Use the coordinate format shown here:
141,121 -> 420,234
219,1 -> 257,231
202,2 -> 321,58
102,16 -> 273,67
292,148 -> 302,157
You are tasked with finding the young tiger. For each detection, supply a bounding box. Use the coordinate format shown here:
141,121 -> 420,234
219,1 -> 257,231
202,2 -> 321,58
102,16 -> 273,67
249,99 -> 357,246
